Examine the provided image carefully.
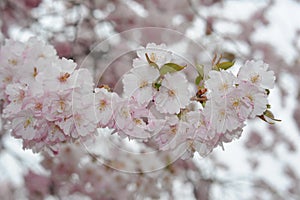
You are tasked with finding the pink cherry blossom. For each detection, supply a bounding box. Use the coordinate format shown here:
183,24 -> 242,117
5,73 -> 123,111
0,39 -> 277,159
155,72 -> 191,114
134,43 -> 173,68
155,116 -> 190,152
42,58 -> 77,92
113,98 -> 151,140
2,83 -> 28,118
226,88 -> 252,122
122,65 -> 160,105
58,93 -> 97,138
0,38 -> 97,153
238,60 -> 275,89
42,90 -> 73,122
93,88 -> 119,128
187,110 -> 215,141
239,81 -> 268,118
205,70 -> 237,96
10,110 -> 41,140
205,97 -> 242,133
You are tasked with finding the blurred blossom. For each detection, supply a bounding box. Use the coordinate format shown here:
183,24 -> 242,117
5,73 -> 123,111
0,0 -> 300,200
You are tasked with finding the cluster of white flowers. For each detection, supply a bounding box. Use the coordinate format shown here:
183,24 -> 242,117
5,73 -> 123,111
119,43 -> 276,158
0,39 -> 277,158
0,38 -> 95,153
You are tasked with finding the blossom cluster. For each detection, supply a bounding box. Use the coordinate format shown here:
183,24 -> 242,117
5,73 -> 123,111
0,39 -> 277,158
119,44 -> 276,158
23,142 -> 197,199
0,38 -> 95,153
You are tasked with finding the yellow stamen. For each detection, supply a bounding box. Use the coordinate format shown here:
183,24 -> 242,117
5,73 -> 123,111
247,94 -> 253,102
99,100 -> 107,111
232,99 -> 240,108
33,67 -> 38,77
24,118 -> 31,129
170,125 -> 177,134
133,118 -> 142,125
35,102 -> 43,110
8,59 -> 18,66
220,83 -> 229,91
58,73 -> 71,82
251,74 -> 260,84
139,81 -> 148,88
4,76 -> 12,83
168,90 -> 176,97
59,100 -> 66,111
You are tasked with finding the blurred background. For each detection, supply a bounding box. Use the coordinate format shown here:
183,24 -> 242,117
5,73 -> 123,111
0,0 -> 300,199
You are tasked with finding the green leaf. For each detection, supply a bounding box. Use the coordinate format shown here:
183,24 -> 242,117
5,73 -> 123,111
159,63 -> 185,76
258,115 -> 275,124
195,64 -> 204,85
195,64 -> 204,76
258,110 -> 281,124
264,110 -> 281,122
195,76 -> 202,85
215,61 -> 235,70
222,52 -> 235,61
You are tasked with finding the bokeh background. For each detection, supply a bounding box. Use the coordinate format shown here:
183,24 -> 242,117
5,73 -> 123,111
1,0 -> 300,199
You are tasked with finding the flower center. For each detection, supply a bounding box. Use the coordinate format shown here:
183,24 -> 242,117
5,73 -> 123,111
59,100 -> 66,111
219,83 -> 229,92
232,98 -> 240,109
133,118 -> 142,125
121,107 -> 130,118
139,81 -> 148,88
35,102 -> 43,111
251,74 -> 260,84
168,89 -> 176,97
219,109 -> 225,117
74,113 -> 82,126
50,125 -> 60,135
170,125 -> 177,134
8,59 -> 18,66
247,94 -> 254,102
4,76 -> 12,83
58,73 -> 71,82
99,100 -> 107,111
24,118 -> 32,129
33,67 -> 38,77
13,90 -> 25,103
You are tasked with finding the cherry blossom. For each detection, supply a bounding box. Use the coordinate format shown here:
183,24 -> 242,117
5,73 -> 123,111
154,72 -> 191,114
0,38 -> 95,153
122,65 -> 159,105
238,60 -> 275,89
205,70 -> 237,96
58,93 -> 96,138
93,87 -> 119,128
133,43 -> 173,68
41,58 -> 77,92
238,81 -> 268,118
0,1 -> 294,199
2,83 -> 28,118
155,116 -> 185,151
113,98 -> 151,140
0,38 -> 277,159
10,110 -> 40,140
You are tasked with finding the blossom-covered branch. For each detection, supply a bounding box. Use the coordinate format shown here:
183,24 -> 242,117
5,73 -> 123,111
0,39 -> 278,159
